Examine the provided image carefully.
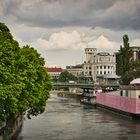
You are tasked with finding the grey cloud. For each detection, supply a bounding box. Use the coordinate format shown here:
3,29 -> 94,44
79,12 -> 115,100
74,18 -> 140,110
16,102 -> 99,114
1,0 -> 140,30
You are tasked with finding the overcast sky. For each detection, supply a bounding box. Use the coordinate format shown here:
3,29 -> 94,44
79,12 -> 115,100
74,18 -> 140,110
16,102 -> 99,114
1,0 -> 140,68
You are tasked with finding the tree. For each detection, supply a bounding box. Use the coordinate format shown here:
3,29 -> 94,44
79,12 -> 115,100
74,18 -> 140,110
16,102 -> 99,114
59,71 -> 77,82
0,22 -> 51,123
116,35 -> 133,85
126,60 -> 140,81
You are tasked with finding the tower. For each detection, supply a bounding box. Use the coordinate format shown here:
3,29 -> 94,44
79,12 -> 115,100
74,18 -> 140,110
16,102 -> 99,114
85,48 -> 97,63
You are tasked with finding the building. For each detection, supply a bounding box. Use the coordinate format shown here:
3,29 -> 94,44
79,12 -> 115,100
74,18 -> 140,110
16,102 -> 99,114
46,67 -> 63,82
83,48 -> 118,83
66,64 -> 83,77
130,46 -> 140,60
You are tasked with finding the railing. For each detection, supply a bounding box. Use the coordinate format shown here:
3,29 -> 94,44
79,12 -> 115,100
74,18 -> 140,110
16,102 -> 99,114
121,85 -> 140,90
52,82 -> 120,89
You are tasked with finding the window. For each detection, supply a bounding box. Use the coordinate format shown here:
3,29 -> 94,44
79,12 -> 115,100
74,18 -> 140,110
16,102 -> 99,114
100,71 -> 102,75
126,90 -> 128,97
104,66 -> 106,69
108,71 -> 110,74
97,71 -> 99,74
89,71 -> 92,75
100,66 -> 102,69
120,91 -> 123,96
89,67 -> 91,69
97,66 -> 98,69
108,66 -> 110,69
104,71 -> 106,74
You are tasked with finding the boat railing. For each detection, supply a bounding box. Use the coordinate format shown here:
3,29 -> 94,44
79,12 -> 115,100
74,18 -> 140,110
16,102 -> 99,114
121,85 -> 140,90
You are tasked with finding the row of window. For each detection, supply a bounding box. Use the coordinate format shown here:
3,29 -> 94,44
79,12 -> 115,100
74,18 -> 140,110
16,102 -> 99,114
85,66 -> 114,69
86,49 -> 96,52
96,66 -> 114,69
97,71 -> 113,75
87,58 -> 113,63
85,71 -> 113,75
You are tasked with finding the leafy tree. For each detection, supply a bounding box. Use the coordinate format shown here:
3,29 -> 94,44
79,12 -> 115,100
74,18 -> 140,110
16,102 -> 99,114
59,70 -> 77,82
0,22 -> 51,123
116,35 -> 133,85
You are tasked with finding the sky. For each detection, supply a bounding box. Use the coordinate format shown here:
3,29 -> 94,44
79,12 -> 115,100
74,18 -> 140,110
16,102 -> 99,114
0,0 -> 140,68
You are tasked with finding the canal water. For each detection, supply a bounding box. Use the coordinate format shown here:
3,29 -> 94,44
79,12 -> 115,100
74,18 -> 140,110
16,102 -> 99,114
17,93 -> 140,140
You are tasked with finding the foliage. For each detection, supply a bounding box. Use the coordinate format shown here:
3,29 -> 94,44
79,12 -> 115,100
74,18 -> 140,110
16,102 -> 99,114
0,22 -> 51,122
126,60 -> 140,81
116,35 -> 138,85
59,70 -> 77,82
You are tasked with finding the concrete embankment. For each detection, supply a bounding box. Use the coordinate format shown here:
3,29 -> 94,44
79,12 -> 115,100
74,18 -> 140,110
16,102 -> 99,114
56,91 -> 83,100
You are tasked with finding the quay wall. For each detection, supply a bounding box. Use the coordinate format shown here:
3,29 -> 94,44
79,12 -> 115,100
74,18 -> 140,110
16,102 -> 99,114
96,93 -> 140,114
57,91 -> 82,100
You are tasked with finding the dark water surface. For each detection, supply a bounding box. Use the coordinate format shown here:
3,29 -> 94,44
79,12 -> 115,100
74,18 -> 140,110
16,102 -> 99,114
17,93 -> 140,140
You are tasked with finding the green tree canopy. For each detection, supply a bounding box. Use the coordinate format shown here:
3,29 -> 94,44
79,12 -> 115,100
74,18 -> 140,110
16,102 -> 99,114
0,22 -> 51,123
116,35 -> 134,85
59,70 -> 77,82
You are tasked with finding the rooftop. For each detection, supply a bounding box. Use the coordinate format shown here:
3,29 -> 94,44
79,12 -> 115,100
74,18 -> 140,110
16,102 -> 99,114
130,78 -> 140,85
97,52 -> 110,56
46,67 -> 63,72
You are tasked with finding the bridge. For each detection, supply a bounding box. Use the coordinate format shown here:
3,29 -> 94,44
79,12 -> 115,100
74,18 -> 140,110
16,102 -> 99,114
52,82 -> 120,89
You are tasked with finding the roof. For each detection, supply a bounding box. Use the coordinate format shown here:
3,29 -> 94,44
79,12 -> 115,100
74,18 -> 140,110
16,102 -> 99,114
66,64 -> 83,69
85,48 -> 97,50
130,78 -> 140,85
130,46 -> 140,49
97,52 -> 110,56
103,74 -> 120,79
46,67 -> 63,72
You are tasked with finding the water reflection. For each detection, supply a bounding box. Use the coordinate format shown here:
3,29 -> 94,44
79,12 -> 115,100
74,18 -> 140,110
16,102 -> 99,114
17,93 -> 140,140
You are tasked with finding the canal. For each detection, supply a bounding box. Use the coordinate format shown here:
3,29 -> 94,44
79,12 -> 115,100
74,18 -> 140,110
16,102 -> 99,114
17,93 -> 140,140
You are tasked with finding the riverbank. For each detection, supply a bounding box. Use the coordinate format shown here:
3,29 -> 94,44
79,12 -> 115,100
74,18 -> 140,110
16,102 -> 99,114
56,91 -> 83,100
16,92 -> 140,140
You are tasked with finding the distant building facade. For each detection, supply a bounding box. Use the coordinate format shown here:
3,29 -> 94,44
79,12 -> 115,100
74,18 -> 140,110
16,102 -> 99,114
130,46 -> 140,60
46,67 -> 63,81
83,48 -> 117,83
66,64 -> 83,77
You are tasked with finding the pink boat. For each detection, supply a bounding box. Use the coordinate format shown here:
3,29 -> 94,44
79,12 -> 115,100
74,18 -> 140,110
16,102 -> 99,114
96,78 -> 140,118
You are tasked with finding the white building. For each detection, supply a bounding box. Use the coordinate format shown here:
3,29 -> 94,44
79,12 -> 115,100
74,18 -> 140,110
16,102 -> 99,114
83,48 -> 117,83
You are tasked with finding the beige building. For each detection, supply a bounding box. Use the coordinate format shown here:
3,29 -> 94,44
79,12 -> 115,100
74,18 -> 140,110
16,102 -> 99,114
66,64 -> 83,77
83,48 -> 117,83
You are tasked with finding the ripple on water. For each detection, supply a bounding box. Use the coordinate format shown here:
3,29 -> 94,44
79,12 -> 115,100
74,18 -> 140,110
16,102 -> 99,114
17,94 -> 140,140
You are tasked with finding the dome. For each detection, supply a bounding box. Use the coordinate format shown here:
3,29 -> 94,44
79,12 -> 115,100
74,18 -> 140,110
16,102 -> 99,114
130,78 -> 140,85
